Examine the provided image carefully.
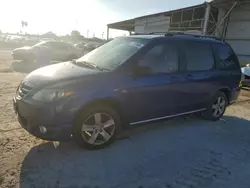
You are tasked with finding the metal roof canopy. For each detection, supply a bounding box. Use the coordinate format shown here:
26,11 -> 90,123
107,3 -> 206,32
107,19 -> 135,31
106,0 -> 250,39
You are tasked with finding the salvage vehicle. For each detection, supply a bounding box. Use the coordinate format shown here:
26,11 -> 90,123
12,41 -> 82,62
13,33 -> 242,149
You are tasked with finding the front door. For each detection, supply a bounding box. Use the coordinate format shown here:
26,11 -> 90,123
120,40 -> 190,123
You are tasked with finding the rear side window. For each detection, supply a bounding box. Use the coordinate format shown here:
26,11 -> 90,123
183,41 -> 215,71
214,44 -> 239,69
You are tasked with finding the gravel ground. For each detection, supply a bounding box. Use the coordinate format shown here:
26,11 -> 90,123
0,49 -> 250,188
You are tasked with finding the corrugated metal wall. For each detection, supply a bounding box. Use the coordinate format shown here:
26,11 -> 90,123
224,4 -> 250,63
134,15 -> 170,34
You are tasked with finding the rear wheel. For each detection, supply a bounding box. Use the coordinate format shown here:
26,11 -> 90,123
72,105 -> 122,149
202,91 -> 227,121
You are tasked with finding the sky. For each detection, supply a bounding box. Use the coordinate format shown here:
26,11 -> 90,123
0,0 -> 208,38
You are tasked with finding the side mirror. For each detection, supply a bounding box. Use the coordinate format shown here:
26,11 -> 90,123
131,66 -> 152,76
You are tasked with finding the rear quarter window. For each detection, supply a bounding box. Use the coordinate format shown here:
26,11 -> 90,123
213,43 -> 240,69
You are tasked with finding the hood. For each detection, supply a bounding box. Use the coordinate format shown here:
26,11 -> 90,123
241,67 -> 250,76
13,46 -> 32,52
25,61 -> 100,88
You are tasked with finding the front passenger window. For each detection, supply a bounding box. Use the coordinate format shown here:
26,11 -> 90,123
138,43 -> 179,74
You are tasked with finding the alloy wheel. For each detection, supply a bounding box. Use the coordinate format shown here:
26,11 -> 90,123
81,113 -> 116,145
212,96 -> 226,118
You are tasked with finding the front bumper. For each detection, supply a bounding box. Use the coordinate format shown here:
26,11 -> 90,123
13,98 -> 74,141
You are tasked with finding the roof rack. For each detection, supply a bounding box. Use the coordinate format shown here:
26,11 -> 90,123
131,31 -> 221,41
131,33 -> 149,35
149,31 -> 221,40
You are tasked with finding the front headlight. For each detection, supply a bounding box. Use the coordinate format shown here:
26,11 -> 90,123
32,89 -> 73,101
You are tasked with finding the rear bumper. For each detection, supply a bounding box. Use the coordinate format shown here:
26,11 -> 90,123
14,98 -> 75,141
228,87 -> 241,105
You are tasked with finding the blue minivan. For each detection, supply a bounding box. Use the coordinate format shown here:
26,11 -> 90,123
13,33 -> 242,149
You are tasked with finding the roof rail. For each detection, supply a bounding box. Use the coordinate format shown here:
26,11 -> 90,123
149,31 -> 221,40
130,33 -> 149,35
131,31 -> 222,41
188,34 -> 221,41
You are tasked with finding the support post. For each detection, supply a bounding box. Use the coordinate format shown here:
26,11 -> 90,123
107,26 -> 110,40
203,3 -> 211,35
211,1 -> 237,35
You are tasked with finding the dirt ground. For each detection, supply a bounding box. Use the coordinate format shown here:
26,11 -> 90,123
0,49 -> 250,188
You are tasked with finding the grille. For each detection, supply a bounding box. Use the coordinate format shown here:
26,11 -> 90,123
18,83 -> 32,98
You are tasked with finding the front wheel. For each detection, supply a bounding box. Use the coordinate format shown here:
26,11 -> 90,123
202,91 -> 227,121
72,105 -> 122,149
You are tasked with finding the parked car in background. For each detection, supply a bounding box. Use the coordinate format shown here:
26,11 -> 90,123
13,33 -> 242,149
12,41 -> 82,62
241,64 -> 250,87
76,41 -> 105,54
74,41 -> 87,49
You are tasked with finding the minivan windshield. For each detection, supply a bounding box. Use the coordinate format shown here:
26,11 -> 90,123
76,37 -> 149,70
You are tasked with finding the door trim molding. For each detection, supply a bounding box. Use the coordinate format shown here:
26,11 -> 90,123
229,100 -> 236,104
130,108 -> 206,125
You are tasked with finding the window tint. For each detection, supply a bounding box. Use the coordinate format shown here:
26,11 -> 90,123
183,42 -> 214,71
215,44 -> 238,69
138,43 -> 178,74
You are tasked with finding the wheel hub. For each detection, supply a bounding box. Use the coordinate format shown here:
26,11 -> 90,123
212,96 -> 226,117
81,113 -> 115,145
95,125 -> 103,132
215,104 -> 220,110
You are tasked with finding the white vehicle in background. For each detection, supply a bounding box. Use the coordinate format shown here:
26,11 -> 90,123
75,41 -> 105,54
12,41 -> 82,62
241,64 -> 250,87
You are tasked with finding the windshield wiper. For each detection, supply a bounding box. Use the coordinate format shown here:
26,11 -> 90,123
72,60 -> 109,71
71,60 -> 96,69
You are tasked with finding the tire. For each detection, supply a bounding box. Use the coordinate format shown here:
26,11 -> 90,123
202,91 -> 228,121
72,105 -> 122,150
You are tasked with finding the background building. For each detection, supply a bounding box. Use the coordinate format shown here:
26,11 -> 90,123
107,0 -> 250,63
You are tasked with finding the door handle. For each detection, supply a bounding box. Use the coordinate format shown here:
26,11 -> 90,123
170,76 -> 179,81
186,74 -> 193,79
